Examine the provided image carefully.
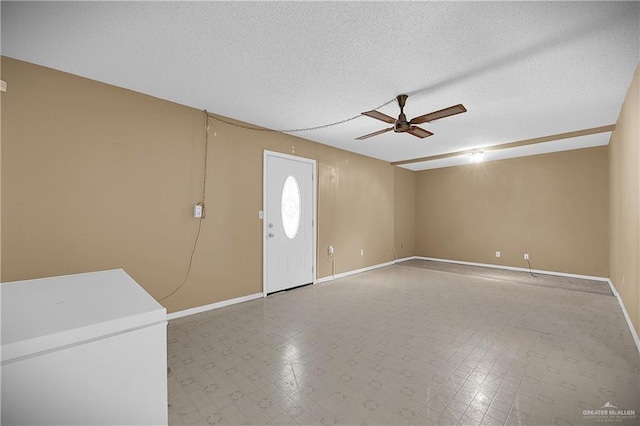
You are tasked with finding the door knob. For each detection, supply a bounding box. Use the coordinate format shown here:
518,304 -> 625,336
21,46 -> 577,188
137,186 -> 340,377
268,223 -> 274,228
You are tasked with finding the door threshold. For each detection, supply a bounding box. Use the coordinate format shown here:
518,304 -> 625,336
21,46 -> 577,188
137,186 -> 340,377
267,282 -> 313,296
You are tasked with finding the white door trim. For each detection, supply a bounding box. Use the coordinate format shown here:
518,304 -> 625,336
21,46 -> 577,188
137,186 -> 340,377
263,150 -> 317,297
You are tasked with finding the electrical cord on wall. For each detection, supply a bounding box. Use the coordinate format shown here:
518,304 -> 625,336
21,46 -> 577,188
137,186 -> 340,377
199,112 -> 210,219
526,258 -> 537,278
330,254 -> 336,279
159,217 -> 203,302
206,97 -> 397,133
158,112 -> 210,302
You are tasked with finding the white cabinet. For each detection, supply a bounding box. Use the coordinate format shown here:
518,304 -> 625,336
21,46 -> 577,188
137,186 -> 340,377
1,269 -> 168,425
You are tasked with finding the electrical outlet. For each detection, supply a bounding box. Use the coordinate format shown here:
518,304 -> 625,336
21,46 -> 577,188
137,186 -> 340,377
328,245 -> 334,255
495,251 -> 501,258
193,204 -> 203,218
360,249 -> 364,256
524,253 -> 529,260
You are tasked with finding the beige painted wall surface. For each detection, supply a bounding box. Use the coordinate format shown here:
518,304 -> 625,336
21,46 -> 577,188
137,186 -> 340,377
415,147 -> 609,277
316,149 -> 394,277
609,64 -> 640,334
393,167 -> 415,259
1,57 -> 394,313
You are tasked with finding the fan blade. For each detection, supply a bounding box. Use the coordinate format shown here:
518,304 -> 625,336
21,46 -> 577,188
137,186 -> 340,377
355,127 -> 394,140
407,126 -> 434,139
362,110 -> 396,124
410,104 -> 467,125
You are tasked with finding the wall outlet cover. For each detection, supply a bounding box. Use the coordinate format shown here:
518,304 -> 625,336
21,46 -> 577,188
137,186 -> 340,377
193,204 -> 203,218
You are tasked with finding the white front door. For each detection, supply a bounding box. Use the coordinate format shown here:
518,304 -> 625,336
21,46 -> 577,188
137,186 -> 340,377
264,151 -> 315,295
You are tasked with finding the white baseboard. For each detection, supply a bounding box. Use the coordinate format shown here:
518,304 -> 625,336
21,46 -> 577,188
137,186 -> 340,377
608,279 -> 640,354
394,256 -> 418,263
412,256 -> 609,282
316,260 -> 396,283
167,292 -> 263,320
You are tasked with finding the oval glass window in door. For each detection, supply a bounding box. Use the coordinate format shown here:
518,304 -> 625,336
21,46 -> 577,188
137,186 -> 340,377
281,176 -> 301,239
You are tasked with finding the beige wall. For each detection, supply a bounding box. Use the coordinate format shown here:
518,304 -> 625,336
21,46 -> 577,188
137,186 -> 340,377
415,147 -> 609,277
4,56 -> 634,325
317,150 -> 394,276
609,64 -> 640,334
393,167 -> 415,259
1,57 -> 395,313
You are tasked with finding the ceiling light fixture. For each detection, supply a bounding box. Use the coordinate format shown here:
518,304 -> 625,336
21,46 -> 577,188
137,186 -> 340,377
470,151 -> 484,163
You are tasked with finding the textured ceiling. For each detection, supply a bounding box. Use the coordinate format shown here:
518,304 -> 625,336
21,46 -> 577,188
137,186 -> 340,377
2,2 -> 638,170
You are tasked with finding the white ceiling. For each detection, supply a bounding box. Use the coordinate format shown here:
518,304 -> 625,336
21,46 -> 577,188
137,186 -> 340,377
2,2 -> 638,170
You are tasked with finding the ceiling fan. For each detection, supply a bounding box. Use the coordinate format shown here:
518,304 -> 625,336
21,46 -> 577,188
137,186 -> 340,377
355,94 -> 467,140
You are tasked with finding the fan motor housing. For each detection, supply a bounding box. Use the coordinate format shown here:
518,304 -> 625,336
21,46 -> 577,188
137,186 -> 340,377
394,114 -> 411,132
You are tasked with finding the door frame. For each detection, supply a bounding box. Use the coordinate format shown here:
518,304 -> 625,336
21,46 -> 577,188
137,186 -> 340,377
263,150 -> 317,297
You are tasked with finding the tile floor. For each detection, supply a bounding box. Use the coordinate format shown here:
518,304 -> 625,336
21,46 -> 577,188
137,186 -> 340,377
167,265 -> 639,425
